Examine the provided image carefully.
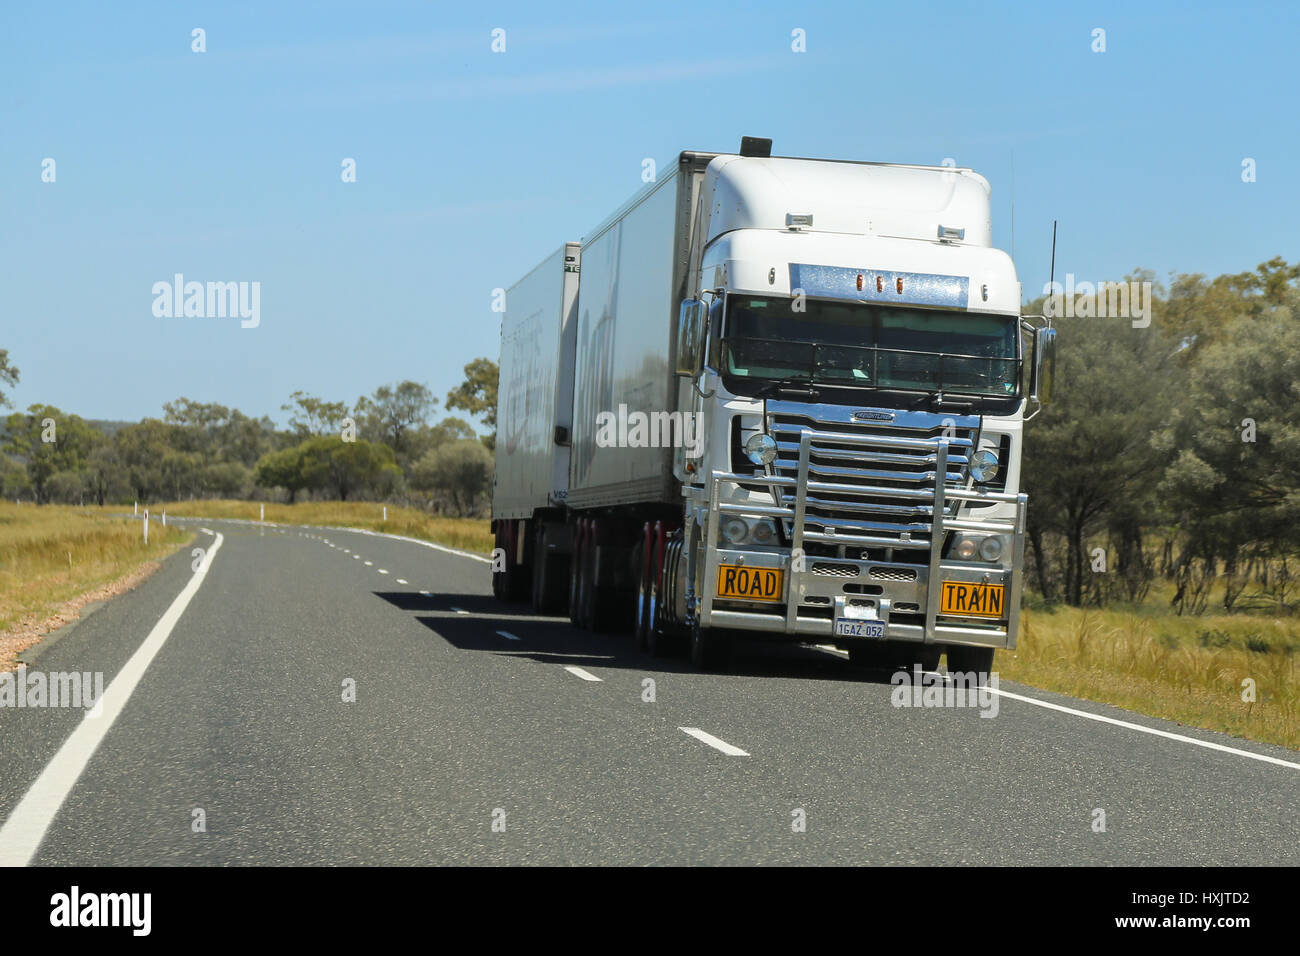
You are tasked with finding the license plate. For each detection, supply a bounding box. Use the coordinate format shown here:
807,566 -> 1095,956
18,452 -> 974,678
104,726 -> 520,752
834,619 -> 885,639
939,581 -> 1007,618
715,564 -> 784,603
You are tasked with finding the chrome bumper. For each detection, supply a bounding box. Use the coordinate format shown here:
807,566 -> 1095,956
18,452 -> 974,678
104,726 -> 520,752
695,436 -> 1027,649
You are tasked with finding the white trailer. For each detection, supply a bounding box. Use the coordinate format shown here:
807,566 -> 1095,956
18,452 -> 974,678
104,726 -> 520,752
491,241 -> 580,608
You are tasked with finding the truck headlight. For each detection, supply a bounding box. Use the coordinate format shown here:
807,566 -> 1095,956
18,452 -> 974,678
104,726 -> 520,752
720,515 -> 779,547
969,449 -> 999,483
745,433 -> 777,467
722,516 -> 750,545
952,534 -> 1007,562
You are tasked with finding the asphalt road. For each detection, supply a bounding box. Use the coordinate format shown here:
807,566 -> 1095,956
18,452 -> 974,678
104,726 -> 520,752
0,517 -> 1296,866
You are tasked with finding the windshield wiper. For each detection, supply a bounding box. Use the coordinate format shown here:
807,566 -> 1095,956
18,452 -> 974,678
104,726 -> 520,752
752,379 -> 822,400
906,390 -> 975,412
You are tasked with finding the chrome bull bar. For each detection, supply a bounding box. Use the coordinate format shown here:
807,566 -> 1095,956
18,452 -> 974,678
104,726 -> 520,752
697,433 -> 1028,648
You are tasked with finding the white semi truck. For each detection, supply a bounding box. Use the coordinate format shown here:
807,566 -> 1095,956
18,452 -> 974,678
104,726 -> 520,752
492,137 -> 1055,673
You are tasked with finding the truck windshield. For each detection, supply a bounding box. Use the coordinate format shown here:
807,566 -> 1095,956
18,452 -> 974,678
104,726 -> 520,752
722,295 -> 1019,397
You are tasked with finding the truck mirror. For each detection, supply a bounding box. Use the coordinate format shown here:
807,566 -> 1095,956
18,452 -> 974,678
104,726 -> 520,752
675,299 -> 707,377
1031,326 -> 1057,405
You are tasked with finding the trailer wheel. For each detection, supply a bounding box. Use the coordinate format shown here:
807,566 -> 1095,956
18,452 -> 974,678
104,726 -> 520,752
945,645 -> 995,684
568,521 -> 586,628
576,530 -> 595,630
634,527 -> 651,650
690,619 -> 733,671
531,527 -> 567,615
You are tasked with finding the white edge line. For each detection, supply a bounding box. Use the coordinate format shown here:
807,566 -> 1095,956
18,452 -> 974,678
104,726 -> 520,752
147,516 -> 493,564
679,726 -> 749,756
564,665 -> 602,682
981,681 -> 1300,771
0,532 -> 226,866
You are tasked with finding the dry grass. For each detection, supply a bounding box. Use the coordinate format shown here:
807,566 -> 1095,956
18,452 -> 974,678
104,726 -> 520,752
0,502 -> 191,649
999,604 -> 1300,751
153,500 -> 493,555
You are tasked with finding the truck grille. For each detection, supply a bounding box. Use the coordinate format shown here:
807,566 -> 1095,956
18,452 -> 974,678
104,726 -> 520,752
765,401 -> 979,557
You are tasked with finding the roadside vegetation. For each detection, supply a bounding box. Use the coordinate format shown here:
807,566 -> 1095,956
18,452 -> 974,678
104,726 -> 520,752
153,500 -> 493,555
0,502 -> 190,654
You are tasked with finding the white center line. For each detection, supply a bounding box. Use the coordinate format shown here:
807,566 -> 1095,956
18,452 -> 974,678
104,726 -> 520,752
496,630 -> 520,641
377,569 -> 388,575
679,727 -> 749,756
396,578 -> 408,585
419,590 -> 430,596
0,532 -> 227,865
564,666 -> 602,682
364,561 -> 373,566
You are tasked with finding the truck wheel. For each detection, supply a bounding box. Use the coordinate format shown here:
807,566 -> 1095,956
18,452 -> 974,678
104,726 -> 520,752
916,645 -> 942,672
568,524 -> 585,628
946,645 -> 995,684
690,620 -> 733,671
531,528 -> 564,614
634,531 -> 651,650
645,562 -> 681,657
577,537 -> 595,630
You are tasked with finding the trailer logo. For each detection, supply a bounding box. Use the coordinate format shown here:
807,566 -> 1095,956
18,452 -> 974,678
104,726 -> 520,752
851,409 -> 895,423
594,404 -> 702,456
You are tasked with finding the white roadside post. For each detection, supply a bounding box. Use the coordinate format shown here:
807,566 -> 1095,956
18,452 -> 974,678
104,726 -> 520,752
383,505 -> 387,521
162,509 -> 166,527
134,500 -> 138,515
260,503 -> 265,522
143,509 -> 149,545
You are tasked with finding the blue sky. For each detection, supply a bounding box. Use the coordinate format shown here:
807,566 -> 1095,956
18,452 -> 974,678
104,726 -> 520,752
2,0 -> 1293,425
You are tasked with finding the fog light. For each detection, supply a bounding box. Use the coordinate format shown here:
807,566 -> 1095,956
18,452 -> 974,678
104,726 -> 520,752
978,536 -> 1003,562
955,536 -> 978,560
969,450 -> 999,484
751,519 -> 776,544
745,433 -> 777,467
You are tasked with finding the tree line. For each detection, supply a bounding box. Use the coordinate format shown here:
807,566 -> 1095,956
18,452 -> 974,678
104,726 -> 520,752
1023,256 -> 1300,615
4,256 -> 1297,614
0,361 -> 500,517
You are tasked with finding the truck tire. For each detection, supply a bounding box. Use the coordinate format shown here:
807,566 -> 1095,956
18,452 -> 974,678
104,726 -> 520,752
577,534 -> 595,630
569,523 -> 586,628
646,538 -> 683,657
634,528 -> 651,650
946,645 -> 995,684
690,619 -> 733,671
531,528 -> 567,615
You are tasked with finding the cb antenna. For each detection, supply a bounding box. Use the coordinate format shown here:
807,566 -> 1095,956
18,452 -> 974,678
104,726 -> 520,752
1047,220 -> 1057,327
